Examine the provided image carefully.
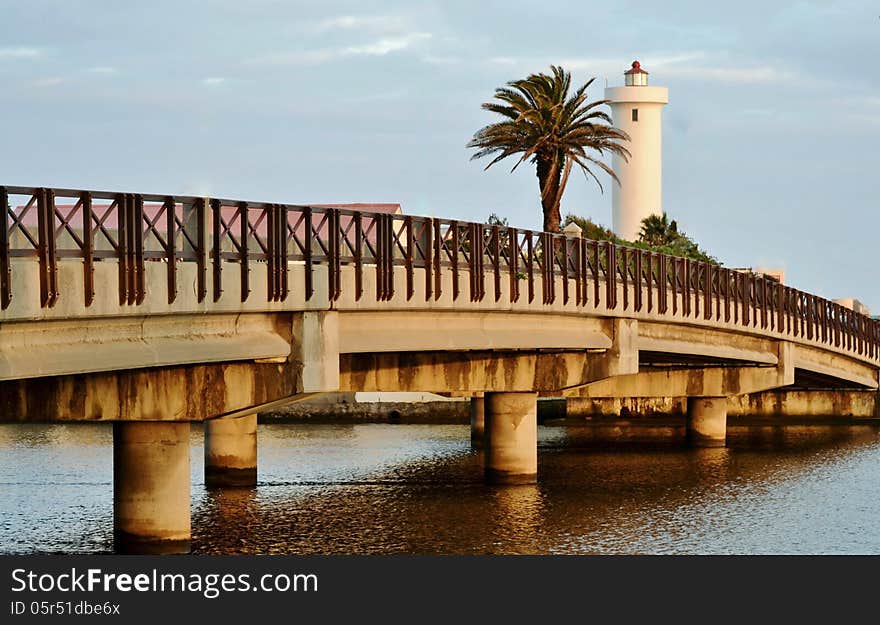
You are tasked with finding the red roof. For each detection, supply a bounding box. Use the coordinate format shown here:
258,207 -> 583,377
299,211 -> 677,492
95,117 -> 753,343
313,203 -> 400,215
624,60 -> 648,75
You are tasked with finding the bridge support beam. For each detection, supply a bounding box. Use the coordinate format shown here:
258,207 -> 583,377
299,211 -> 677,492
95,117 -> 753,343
205,414 -> 258,488
113,422 -> 191,554
484,392 -> 537,484
470,396 -> 485,449
686,397 -> 727,448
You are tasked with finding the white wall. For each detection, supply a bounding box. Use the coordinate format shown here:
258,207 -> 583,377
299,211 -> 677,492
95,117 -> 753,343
604,86 -> 668,241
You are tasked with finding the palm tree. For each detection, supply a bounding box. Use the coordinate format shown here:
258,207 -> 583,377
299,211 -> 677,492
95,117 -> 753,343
639,213 -> 679,246
468,65 -> 630,233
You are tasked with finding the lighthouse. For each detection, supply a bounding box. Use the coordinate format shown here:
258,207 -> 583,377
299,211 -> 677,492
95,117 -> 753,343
604,61 -> 669,241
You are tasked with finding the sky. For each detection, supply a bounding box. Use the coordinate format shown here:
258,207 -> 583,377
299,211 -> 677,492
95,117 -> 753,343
1,1 -> 878,309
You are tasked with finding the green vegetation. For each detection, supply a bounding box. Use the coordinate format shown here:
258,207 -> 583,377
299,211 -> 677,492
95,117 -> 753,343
487,213 -> 509,228
469,65 -> 629,233
562,213 -> 719,264
485,211 -> 719,264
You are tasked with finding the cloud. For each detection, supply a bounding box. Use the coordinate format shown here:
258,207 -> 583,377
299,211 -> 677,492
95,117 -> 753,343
486,52 -> 808,86
661,64 -> 800,84
86,66 -> 118,75
422,55 -> 463,66
313,15 -> 408,33
346,32 -> 431,56
250,32 -> 432,66
486,54 -> 704,79
30,76 -> 66,88
201,77 -> 227,87
0,47 -> 41,59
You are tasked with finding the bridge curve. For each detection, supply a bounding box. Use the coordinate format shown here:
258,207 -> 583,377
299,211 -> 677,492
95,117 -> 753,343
0,185 -> 877,379
3,184 -> 879,553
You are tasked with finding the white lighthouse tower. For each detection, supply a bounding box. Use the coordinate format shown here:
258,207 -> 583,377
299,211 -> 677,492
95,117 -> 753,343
604,60 -> 669,241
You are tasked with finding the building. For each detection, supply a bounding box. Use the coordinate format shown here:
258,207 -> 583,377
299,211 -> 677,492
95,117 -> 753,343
834,298 -> 871,316
605,60 -> 669,241
755,267 -> 785,284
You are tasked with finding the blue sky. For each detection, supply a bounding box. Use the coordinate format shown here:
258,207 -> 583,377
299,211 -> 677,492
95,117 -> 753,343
1,1 -> 878,309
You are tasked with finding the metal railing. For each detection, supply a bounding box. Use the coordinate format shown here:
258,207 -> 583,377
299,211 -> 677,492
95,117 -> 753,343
2,185 -> 878,362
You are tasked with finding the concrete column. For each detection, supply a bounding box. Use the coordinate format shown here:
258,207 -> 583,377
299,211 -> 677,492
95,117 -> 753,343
470,396 -> 485,448
113,422 -> 191,554
686,396 -> 727,448
484,392 -> 538,484
205,414 -> 258,488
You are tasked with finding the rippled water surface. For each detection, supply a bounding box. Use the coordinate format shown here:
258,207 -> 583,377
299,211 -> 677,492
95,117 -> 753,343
2,422 -> 880,554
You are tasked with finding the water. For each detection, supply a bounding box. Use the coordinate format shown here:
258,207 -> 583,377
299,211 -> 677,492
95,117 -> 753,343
2,422 -> 880,554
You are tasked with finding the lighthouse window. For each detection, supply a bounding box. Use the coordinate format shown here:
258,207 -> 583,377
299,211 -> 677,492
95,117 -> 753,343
631,108 -> 639,122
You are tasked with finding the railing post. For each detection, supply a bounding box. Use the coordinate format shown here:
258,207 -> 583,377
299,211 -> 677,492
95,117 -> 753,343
404,215 -> 414,301
266,204 -> 276,301
703,262 -> 711,320
450,220 -> 459,302
182,197 -> 208,304
302,206 -> 312,301
165,197 -> 177,304
238,202 -> 250,303
526,232 -> 535,304
683,259 -> 691,317
605,241 -> 616,309
633,249 -> 642,312
0,186 -> 9,309
470,222 -> 485,302
36,188 -> 59,308
508,227 -> 519,303
211,198 -> 222,302
354,212 -> 363,301
328,208 -> 341,302
133,194 -> 145,305
80,191 -> 94,307
591,240 -> 600,308
432,219 -> 442,301
424,218 -> 433,302
722,268 -> 730,323
658,253 -> 668,314
116,193 -> 129,306
492,224 -> 501,303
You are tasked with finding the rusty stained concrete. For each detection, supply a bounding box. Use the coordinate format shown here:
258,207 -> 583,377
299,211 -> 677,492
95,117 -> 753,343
0,360 -> 299,422
566,389 -> 880,421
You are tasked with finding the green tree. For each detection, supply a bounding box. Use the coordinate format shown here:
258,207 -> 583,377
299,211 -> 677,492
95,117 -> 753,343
638,213 -> 679,246
468,65 -> 630,233
562,214 -> 618,242
486,213 -> 509,227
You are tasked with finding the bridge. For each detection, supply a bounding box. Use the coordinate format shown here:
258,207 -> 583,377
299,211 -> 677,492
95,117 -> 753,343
2,184 -> 878,553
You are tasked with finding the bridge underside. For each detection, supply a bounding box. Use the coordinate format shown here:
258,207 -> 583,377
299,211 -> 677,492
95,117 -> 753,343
0,360 -> 299,422
0,310 -> 877,422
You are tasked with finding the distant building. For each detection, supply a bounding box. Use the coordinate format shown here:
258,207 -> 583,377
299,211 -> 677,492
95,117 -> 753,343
834,298 -> 871,316
755,267 -> 785,284
731,267 -> 785,284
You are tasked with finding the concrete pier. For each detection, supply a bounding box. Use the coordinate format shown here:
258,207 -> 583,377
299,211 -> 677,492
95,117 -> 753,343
686,396 -> 727,447
113,422 -> 191,554
484,392 -> 538,484
470,396 -> 485,448
205,414 -> 258,488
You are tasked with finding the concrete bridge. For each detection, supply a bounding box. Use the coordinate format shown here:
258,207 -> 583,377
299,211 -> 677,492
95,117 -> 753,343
2,185 -> 878,553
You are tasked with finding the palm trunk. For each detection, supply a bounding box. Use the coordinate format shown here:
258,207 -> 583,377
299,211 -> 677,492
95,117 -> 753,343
536,155 -> 562,232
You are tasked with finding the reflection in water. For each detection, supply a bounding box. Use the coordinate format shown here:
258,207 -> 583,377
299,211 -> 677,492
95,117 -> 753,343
1,422 -> 880,554
489,485 -> 545,554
